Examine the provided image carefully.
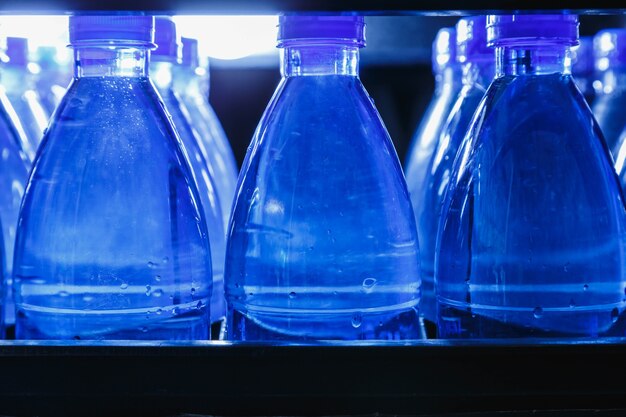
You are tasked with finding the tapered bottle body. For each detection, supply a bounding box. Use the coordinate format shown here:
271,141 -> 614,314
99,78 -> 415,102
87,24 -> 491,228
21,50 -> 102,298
14,17 -> 212,340
437,15 -> 626,338
226,17 -> 422,341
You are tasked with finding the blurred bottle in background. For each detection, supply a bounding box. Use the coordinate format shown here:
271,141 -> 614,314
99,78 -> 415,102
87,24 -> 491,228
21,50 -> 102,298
35,45 -> 72,116
571,36 -> 596,105
1,37 -> 43,160
0,37 -> 33,331
405,27 -> 461,193
152,16 -> 226,334
13,15 -> 212,340
226,15 -> 422,341
404,27 -> 461,335
412,16 -> 493,335
592,29 -> 626,156
174,37 -> 239,229
437,14 -> 626,339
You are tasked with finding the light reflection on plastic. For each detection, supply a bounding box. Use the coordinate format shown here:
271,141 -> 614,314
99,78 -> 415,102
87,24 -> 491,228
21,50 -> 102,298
172,15 -> 278,60
0,15 -> 71,62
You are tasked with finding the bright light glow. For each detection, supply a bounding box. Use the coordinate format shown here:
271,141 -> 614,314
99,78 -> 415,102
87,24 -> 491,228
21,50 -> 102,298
0,15 -> 70,62
173,15 -> 278,60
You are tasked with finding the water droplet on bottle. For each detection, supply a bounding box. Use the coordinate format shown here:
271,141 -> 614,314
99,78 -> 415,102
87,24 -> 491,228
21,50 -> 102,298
120,283 -> 128,290
153,289 -> 163,297
327,229 -> 332,235
156,308 -> 163,315
611,307 -> 620,323
288,291 -> 296,299
333,291 -> 338,296
145,285 -> 151,296
569,299 -> 576,308
155,275 -> 161,282
583,284 -> 589,291
362,277 -> 377,293
58,290 -> 69,297
82,295 -> 94,302
140,326 -> 148,333
351,313 -> 362,328
190,287 -> 196,295
147,261 -> 156,268
172,307 -> 180,315
196,300 -> 203,309
162,256 -> 169,264
533,306 -> 544,319
464,277 -> 471,285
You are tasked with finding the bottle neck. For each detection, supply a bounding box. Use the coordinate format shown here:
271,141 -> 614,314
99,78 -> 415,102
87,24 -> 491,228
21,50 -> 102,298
73,46 -> 149,78
281,44 -> 359,77
495,45 -> 571,77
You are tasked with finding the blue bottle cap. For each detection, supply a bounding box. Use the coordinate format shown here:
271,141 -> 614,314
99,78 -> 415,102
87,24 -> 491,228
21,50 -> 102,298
277,15 -> 366,48
6,37 -> 29,67
571,36 -> 594,76
181,37 -> 199,68
432,27 -> 457,73
153,16 -> 181,63
594,29 -> 626,71
487,14 -> 579,47
456,16 -> 491,63
69,15 -> 155,45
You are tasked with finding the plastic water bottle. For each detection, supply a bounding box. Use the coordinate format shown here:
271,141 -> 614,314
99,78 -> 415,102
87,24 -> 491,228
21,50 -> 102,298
437,14 -> 626,339
404,27 -> 461,331
1,37 -> 43,160
225,15 -> 422,341
13,15 -> 212,340
592,29 -> 626,156
174,37 -> 239,229
151,16 -> 226,330
571,36 -> 596,105
405,27 -> 461,199
411,16 -> 493,331
0,40 -> 32,330
35,46 -> 71,115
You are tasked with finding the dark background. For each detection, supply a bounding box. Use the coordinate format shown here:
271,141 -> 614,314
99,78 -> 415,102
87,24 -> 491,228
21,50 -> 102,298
209,14 -> 626,168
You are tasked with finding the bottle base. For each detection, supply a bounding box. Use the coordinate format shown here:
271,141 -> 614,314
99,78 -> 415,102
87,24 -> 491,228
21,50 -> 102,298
15,300 -> 210,340
227,305 -> 424,341
438,303 -> 626,338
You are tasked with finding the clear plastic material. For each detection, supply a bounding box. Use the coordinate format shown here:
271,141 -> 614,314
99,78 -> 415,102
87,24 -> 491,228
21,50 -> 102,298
13,26 -> 212,340
225,17 -> 422,341
592,29 -> 626,156
173,58 -> 239,229
151,61 -> 226,326
571,36 -> 596,105
437,16 -> 626,339
0,70 -> 32,329
407,21 -> 490,327
2,37 -> 49,158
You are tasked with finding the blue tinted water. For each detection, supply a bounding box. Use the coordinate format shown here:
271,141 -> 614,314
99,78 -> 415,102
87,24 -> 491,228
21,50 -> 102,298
153,80 -> 227,327
226,75 -> 422,341
437,73 -> 626,338
412,62 -> 492,326
14,77 -> 212,340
